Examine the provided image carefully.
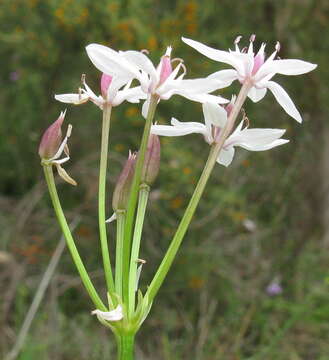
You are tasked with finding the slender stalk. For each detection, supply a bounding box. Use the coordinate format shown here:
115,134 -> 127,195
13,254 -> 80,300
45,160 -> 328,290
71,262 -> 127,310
146,83 -> 251,302
128,184 -> 150,316
43,165 -> 106,310
122,95 -> 159,305
98,103 -> 115,293
116,334 -> 135,360
115,211 -> 126,298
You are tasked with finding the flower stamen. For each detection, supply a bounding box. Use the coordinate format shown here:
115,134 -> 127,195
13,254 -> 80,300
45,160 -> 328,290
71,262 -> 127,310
275,41 -> 281,53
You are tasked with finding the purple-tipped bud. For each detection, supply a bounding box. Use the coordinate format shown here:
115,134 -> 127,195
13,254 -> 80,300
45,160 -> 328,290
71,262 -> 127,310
159,47 -> 172,85
141,134 -> 161,185
101,73 -> 113,99
38,111 -> 66,159
112,151 -> 137,211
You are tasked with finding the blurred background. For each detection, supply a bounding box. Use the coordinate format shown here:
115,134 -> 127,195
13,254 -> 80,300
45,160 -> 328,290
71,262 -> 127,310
0,0 -> 328,359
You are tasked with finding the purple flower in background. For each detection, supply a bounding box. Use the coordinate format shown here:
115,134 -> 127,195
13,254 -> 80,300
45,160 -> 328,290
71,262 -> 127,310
266,280 -> 282,296
9,71 -> 20,82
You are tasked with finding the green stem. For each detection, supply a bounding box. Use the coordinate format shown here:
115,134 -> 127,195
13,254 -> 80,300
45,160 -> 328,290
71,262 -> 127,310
116,333 -> 135,360
99,103 -> 115,294
122,95 -> 159,305
115,211 -> 126,298
145,82 -> 251,302
128,184 -> 150,316
43,165 -> 106,310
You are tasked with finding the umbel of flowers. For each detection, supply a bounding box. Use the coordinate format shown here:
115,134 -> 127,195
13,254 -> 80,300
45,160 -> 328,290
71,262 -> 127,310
39,34 -> 316,359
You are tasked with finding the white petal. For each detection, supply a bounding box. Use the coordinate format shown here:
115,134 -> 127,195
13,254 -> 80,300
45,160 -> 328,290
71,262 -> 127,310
171,118 -> 207,130
239,128 -> 286,144
112,86 -> 147,106
182,37 -> 246,76
151,119 -> 208,138
227,124 -> 289,151
55,93 -> 89,105
107,76 -> 130,98
208,69 -> 238,87
235,129 -> 286,148
228,121 -> 288,144
272,59 -> 317,76
91,305 -> 123,322
121,50 -> 158,88
247,87 -> 267,103
86,44 -> 137,81
172,91 -> 228,104
266,81 -> 302,122
172,78 -> 228,94
217,147 -> 235,167
202,102 -> 227,129
238,139 -> 289,151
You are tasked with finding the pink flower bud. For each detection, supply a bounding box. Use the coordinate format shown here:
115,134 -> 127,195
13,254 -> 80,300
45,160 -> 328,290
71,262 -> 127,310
38,111 -> 65,159
159,47 -> 172,85
100,73 -> 113,99
141,134 -> 161,185
112,151 -> 137,211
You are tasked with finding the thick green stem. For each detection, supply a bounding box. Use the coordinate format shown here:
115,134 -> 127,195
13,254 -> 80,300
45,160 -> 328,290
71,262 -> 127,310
128,184 -> 150,316
115,211 -> 126,298
98,103 -> 115,294
116,334 -> 135,360
146,83 -> 251,302
122,95 -> 158,305
43,165 -> 106,310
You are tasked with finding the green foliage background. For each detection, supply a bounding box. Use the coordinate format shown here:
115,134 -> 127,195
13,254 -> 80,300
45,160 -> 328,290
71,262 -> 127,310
0,0 -> 328,359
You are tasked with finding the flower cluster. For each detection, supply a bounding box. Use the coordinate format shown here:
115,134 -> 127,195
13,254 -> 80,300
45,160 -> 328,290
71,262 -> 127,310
39,35 -> 316,329
43,36 -> 315,174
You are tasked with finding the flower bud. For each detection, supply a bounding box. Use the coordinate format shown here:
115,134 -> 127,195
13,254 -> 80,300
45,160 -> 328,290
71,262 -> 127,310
101,73 -> 113,99
38,111 -> 66,159
141,134 -> 160,185
159,47 -> 172,85
112,151 -> 137,211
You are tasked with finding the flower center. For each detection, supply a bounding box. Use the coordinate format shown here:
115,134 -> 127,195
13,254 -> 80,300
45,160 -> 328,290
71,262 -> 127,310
251,53 -> 265,76
101,73 -> 113,98
159,55 -> 172,85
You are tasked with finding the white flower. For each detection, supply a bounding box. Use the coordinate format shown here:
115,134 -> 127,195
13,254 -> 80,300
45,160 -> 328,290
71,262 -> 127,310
151,102 -> 289,167
91,305 -> 123,322
182,35 -> 317,123
85,44 -> 229,117
55,73 -> 146,109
